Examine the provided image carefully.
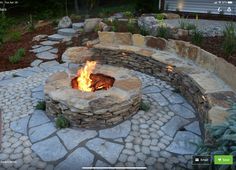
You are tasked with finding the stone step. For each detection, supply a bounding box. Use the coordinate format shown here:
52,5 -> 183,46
57,28 -> 77,36
48,34 -> 71,41
36,51 -> 58,60
72,22 -> 84,30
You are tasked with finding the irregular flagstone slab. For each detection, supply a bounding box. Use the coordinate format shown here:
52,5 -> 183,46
57,128 -> 97,150
31,136 -> 67,161
39,61 -> 60,68
184,121 -> 201,135
161,116 -> 190,137
161,90 -> 185,104
166,131 -> 202,154
86,138 -> 124,164
14,70 -> 36,78
147,93 -> 169,106
72,23 -> 84,30
58,28 -> 77,36
49,48 -> 58,54
142,85 -> 161,94
36,51 -> 57,60
32,45 -> 42,49
188,72 -> 231,94
95,160 -> 111,167
48,34 -> 70,41
30,59 -> 43,67
10,116 -> 30,135
0,77 -> 24,87
40,40 -> 60,46
29,110 -> 50,128
27,66 -> 44,73
170,104 -> 196,119
182,102 -> 195,112
30,46 -> 53,53
99,121 -> 131,139
32,91 -> 44,101
55,147 -> 94,170
29,122 -> 57,143
31,85 -> 44,93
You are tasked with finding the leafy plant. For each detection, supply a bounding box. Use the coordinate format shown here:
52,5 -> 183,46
56,115 -> 70,129
179,19 -> 196,30
4,31 -> 21,42
140,100 -> 150,112
157,25 -> 170,39
179,19 -> 186,29
186,23 -> 196,30
0,16 -> 14,44
127,19 -> 136,33
222,22 -> 236,55
156,13 -> 165,20
139,25 -> 149,36
36,101 -> 46,110
9,48 -> 25,64
110,19 -> 119,32
191,30 -> 203,46
196,107 -> 236,170
123,11 -> 133,18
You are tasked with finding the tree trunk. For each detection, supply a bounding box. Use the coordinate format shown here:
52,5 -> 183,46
74,0 -> 79,14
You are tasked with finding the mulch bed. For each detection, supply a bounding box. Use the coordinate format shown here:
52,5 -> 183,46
0,22 -> 235,72
177,36 -> 236,66
0,25 -> 55,72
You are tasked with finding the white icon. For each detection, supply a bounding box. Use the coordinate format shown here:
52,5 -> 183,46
195,158 -> 199,162
227,7 -> 232,12
228,1 -> 233,4
218,7 -> 223,12
214,1 -> 218,4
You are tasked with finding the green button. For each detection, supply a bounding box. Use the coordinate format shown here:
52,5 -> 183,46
214,155 -> 233,165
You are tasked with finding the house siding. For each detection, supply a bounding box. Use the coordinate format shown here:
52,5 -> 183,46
165,0 -> 236,15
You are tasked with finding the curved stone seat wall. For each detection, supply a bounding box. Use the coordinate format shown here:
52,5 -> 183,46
62,31 -> 236,139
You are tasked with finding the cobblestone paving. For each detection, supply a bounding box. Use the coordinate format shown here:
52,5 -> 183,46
0,64 -> 202,170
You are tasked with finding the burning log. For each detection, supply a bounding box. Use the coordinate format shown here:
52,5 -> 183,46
71,73 -> 115,92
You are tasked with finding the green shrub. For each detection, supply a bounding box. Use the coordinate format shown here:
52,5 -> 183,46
127,19 -> 136,33
222,23 -> 236,55
191,30 -> 203,46
140,100 -> 150,112
110,19 -> 119,32
36,101 -> 46,110
196,102 -> 236,170
186,23 -> 196,30
139,26 -> 149,36
9,48 -> 25,64
4,31 -> 21,42
157,25 -> 170,39
56,115 -> 70,129
179,19 -> 186,29
123,11 -> 133,18
156,14 -> 165,20
0,17 -> 14,44
179,19 -> 196,30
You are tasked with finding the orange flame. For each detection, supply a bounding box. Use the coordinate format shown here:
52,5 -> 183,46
76,61 -> 97,92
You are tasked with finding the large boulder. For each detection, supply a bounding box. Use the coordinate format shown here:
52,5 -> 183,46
138,16 -> 158,36
162,13 -> 180,19
62,47 -> 95,63
58,16 -> 72,28
84,18 -> 102,32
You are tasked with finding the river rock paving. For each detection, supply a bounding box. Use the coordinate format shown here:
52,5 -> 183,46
0,64 -> 202,170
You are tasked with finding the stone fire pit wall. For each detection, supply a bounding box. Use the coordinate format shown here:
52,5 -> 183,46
62,31 -> 236,130
45,65 -> 142,129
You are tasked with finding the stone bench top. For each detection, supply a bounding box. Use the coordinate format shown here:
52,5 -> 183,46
93,43 -> 233,95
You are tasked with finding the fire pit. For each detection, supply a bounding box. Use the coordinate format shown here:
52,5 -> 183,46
44,62 -> 142,128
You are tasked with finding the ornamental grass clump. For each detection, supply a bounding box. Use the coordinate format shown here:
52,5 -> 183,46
222,22 -> 236,56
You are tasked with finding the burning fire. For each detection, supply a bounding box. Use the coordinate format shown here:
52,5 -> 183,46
76,61 -> 97,92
